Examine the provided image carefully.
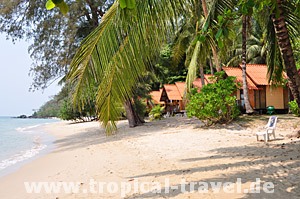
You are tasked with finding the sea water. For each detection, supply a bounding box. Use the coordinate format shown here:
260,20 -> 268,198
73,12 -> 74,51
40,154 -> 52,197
0,116 -> 59,176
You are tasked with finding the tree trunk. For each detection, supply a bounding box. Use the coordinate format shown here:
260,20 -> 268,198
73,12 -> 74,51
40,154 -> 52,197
241,15 -> 254,114
201,0 -> 221,72
209,57 -> 214,75
200,65 -> 205,86
124,99 -> 144,128
272,0 -> 300,108
201,0 -> 209,17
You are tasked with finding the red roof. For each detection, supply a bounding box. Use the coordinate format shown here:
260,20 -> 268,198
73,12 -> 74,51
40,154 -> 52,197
204,74 -> 214,83
163,84 -> 182,100
223,67 -> 258,89
175,82 -> 186,98
149,89 -> 163,104
192,75 -> 212,89
242,64 -> 269,85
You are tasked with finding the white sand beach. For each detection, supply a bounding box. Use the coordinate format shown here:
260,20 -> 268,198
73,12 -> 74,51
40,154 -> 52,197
0,115 -> 299,199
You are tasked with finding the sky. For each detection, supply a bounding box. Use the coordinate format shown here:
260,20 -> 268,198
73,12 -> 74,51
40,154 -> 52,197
0,34 -> 61,116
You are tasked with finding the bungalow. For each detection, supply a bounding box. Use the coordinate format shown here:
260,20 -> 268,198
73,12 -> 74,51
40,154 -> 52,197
192,74 -> 213,91
223,64 -> 289,112
149,82 -> 187,114
160,83 -> 185,113
149,89 -> 164,108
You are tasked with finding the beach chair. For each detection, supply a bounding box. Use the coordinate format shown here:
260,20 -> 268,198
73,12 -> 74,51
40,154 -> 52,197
256,116 -> 277,143
163,112 -> 171,118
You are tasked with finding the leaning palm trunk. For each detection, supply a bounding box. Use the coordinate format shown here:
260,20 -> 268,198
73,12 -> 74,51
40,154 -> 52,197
124,99 -> 143,128
67,1 -> 191,134
241,15 -> 254,114
272,0 -> 300,108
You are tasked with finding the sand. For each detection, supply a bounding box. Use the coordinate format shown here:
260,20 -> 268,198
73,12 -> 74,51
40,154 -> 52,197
0,115 -> 300,199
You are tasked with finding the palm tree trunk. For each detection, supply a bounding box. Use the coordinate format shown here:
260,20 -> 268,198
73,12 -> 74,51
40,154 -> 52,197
124,99 -> 143,128
272,0 -> 300,108
201,0 -> 221,72
201,0 -> 208,17
241,15 -> 254,114
209,58 -> 214,75
200,65 -> 205,86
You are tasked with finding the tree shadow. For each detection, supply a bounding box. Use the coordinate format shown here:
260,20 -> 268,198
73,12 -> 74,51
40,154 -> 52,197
126,141 -> 300,198
51,117 -> 201,152
52,122 -> 152,152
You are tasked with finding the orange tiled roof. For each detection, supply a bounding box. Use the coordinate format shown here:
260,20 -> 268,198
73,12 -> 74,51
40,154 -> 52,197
192,74 -> 215,89
193,78 -> 205,89
164,84 -> 182,100
223,67 -> 258,89
192,77 -> 208,88
149,89 -> 163,104
175,82 -> 186,98
242,64 -> 269,85
204,74 -> 214,83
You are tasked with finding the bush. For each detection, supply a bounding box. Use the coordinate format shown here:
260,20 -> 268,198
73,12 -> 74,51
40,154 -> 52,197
186,72 -> 240,126
59,100 -> 81,121
149,105 -> 165,120
289,100 -> 300,116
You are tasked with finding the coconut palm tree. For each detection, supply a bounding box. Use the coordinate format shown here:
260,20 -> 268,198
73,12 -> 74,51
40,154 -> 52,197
185,0 -> 237,90
66,0 -> 300,134
66,1 -> 193,133
269,0 -> 300,107
241,15 -> 254,113
226,19 -> 268,66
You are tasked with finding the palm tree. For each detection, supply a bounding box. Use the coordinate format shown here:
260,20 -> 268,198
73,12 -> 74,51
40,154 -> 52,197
269,0 -> 300,107
185,0 -> 236,90
67,1 -> 192,133
241,15 -> 254,113
226,19 -> 268,66
66,0 -> 300,134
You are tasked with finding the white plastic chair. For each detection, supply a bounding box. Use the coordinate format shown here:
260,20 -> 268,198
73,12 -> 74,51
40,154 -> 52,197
163,112 -> 171,118
256,116 -> 277,143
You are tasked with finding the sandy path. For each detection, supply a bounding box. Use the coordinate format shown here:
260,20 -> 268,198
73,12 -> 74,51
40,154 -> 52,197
0,115 -> 299,198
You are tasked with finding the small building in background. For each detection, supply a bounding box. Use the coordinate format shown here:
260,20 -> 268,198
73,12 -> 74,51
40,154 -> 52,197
149,89 -> 164,108
223,64 -> 289,113
160,83 -> 185,114
149,64 -> 289,114
149,82 -> 187,114
192,74 -> 213,91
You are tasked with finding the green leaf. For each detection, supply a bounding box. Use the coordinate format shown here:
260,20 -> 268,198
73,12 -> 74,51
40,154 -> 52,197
218,39 -> 224,48
45,0 -> 56,10
217,15 -> 223,24
215,29 -> 223,39
56,1 -> 69,15
203,21 -> 209,32
126,0 -> 136,9
198,35 -> 206,42
120,0 -> 127,9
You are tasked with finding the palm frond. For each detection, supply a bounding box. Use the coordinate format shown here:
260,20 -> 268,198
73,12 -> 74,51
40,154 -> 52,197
186,41 -> 201,92
67,0 -> 192,134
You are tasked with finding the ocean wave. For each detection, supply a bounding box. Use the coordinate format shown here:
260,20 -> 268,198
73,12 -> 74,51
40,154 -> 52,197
15,124 -> 42,133
0,143 -> 47,171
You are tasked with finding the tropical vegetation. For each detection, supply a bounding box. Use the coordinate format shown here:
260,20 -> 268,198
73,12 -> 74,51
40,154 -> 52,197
289,100 -> 300,116
65,0 -> 299,133
149,105 -> 165,121
0,0 -> 299,133
186,72 -> 240,126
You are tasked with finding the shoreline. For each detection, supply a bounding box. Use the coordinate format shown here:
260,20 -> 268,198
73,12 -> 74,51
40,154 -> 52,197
0,116 -> 299,198
0,120 -> 59,178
